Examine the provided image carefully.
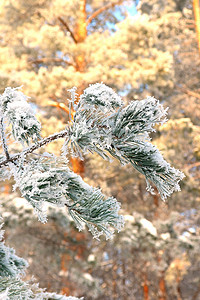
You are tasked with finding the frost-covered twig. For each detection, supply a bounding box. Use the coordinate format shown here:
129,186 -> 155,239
0,116 -> 10,160
0,129 -> 69,168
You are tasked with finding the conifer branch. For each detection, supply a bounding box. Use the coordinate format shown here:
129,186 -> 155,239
0,84 -> 184,238
58,17 -> 78,43
86,0 -> 124,26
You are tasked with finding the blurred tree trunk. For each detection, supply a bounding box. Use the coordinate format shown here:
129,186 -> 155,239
68,0 -> 87,177
122,259 -> 126,300
158,254 -> 167,300
192,280 -> 200,300
159,274 -> 166,300
153,191 -> 159,219
3,184 -> 11,194
143,268 -> 149,300
112,263 -> 118,299
193,0 -> 200,54
176,271 -> 182,300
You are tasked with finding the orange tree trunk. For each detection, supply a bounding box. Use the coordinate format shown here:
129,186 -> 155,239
159,271 -> 167,300
61,1 -> 87,294
143,270 -> 149,300
69,0 -> 87,178
157,248 -> 167,300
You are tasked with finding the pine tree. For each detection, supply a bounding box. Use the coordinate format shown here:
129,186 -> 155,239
85,2 -> 200,298
1,0 -> 199,298
0,0 -> 172,134
0,0 -> 174,177
0,83 -> 184,298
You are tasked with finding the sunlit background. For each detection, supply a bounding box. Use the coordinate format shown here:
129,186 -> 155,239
0,0 -> 200,299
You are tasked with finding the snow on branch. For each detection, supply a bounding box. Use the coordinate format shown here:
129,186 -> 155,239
0,218 -> 82,299
13,157 -> 123,239
0,219 -> 28,278
0,83 -> 185,298
0,83 -> 184,241
0,87 -> 41,145
65,83 -> 185,200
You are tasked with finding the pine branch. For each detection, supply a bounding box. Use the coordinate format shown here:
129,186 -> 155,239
13,156 -> 123,238
86,0 -> 124,26
65,83 -> 185,200
0,84 -> 184,237
58,17 -> 77,43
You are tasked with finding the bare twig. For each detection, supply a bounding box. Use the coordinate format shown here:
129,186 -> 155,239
30,57 -> 75,67
185,162 -> 200,170
86,0 -> 123,26
177,86 -> 200,99
58,17 -> 77,43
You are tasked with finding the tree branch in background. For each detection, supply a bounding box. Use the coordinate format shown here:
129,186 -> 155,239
193,0 -> 200,55
184,89 -> 200,99
185,162 -> 200,170
192,280 -> 200,300
47,93 -> 75,118
86,0 -> 124,26
47,100 -> 71,115
29,57 -> 75,67
58,17 -> 77,43
177,86 -> 200,99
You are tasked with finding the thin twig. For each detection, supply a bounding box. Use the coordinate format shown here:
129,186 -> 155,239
0,117 -> 10,160
176,86 -> 200,99
86,0 -> 123,26
0,129 -> 69,168
58,17 -> 77,43
29,57 -> 75,67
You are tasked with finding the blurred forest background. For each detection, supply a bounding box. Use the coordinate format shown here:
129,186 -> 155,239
0,0 -> 200,299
